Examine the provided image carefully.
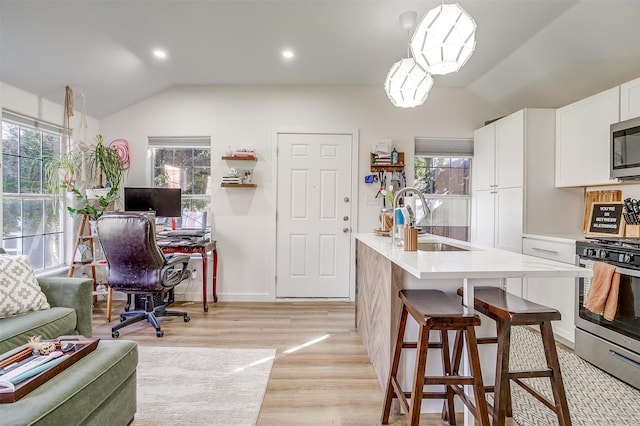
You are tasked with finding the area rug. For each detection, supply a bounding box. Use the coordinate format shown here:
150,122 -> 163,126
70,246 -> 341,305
502,327 -> 640,425
132,346 -> 276,426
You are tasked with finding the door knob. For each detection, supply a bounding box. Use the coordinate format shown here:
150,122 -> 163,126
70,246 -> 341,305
343,216 -> 349,221
344,197 -> 350,203
343,228 -> 350,233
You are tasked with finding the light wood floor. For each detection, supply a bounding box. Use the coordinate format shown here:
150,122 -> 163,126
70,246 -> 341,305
91,300 -> 514,426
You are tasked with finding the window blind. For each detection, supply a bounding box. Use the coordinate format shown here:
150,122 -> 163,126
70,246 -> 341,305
148,136 -> 211,148
414,137 -> 473,157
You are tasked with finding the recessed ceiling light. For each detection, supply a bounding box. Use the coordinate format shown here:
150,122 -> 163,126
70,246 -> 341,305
153,49 -> 167,59
282,49 -> 294,59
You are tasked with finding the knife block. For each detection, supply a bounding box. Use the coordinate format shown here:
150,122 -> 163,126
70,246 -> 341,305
625,224 -> 640,238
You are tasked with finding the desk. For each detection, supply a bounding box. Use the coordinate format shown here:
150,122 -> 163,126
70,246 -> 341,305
160,240 -> 217,312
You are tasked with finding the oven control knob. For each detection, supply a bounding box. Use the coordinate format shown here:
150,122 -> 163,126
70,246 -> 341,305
587,249 -> 595,257
598,250 -> 607,259
624,254 -> 633,263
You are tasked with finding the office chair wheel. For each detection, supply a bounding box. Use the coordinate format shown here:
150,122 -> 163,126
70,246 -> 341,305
184,315 -> 190,323
112,330 -> 120,338
156,330 -> 164,338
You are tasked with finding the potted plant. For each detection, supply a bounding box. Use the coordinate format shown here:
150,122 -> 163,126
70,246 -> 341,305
44,151 -> 81,205
67,187 -> 118,222
87,134 -> 125,198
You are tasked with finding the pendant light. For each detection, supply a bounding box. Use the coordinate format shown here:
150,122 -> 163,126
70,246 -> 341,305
410,2 -> 477,75
384,11 -> 434,108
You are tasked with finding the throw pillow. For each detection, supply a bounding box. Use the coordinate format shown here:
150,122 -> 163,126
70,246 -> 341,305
0,255 -> 50,318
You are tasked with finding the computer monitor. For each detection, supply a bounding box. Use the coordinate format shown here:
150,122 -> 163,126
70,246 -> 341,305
124,187 -> 182,218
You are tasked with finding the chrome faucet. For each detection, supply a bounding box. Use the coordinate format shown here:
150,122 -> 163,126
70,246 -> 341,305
392,187 -> 431,247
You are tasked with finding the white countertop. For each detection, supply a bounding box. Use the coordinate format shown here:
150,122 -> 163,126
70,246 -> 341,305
354,233 -> 592,280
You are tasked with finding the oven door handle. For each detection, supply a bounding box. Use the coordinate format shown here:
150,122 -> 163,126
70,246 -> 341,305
614,266 -> 640,277
578,259 -> 640,278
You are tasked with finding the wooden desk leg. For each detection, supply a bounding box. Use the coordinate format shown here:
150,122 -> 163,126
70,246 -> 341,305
212,248 -> 218,302
106,286 -> 113,322
201,248 -> 209,312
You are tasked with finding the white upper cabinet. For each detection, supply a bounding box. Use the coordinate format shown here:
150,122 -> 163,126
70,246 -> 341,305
495,110 -> 525,189
472,109 -> 584,248
555,86 -> 620,187
472,123 -> 495,191
472,110 -> 524,191
620,77 -> 640,121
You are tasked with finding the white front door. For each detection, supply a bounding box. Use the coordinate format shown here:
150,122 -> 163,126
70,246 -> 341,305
276,132 -> 353,298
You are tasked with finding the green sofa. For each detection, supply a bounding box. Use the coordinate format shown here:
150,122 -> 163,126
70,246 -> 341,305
0,277 -> 93,354
1,276 -> 138,426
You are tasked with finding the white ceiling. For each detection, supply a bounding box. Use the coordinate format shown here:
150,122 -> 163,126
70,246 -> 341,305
1,0 -> 639,119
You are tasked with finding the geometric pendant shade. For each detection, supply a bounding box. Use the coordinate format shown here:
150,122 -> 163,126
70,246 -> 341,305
410,3 -> 477,75
384,57 -> 434,108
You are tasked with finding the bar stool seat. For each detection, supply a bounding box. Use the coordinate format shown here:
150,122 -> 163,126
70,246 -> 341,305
382,289 -> 490,426
456,286 -> 571,426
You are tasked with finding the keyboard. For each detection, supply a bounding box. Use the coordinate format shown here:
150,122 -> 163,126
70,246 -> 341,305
159,229 -> 206,237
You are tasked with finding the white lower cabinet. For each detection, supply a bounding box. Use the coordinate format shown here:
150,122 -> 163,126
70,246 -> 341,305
522,235 -> 577,345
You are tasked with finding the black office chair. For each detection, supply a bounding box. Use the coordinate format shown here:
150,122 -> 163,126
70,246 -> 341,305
96,213 -> 191,338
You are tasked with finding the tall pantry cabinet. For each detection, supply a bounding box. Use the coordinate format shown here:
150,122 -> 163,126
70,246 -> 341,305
471,109 -> 583,294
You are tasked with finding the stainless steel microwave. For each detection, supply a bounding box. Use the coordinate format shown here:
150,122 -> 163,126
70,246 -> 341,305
611,116 -> 640,180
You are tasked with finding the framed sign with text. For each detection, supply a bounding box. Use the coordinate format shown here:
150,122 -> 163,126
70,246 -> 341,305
587,202 -> 625,237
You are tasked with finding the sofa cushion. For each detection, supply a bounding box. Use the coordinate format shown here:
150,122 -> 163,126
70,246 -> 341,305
0,255 -> 50,318
0,307 -> 78,354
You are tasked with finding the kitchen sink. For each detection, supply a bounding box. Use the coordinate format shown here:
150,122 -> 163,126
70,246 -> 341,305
417,242 -> 469,252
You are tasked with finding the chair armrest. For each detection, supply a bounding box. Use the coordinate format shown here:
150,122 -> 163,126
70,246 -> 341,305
37,277 -> 93,338
161,254 -> 191,287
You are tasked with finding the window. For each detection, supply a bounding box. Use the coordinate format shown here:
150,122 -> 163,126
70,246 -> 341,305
148,137 -> 211,224
413,137 -> 473,241
2,112 -> 64,270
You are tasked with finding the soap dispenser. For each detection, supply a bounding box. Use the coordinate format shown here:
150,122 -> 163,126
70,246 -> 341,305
391,148 -> 398,165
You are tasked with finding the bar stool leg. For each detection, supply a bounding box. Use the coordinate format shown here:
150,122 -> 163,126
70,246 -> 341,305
382,305 -> 409,424
465,325 -> 491,426
440,330 -> 457,425
540,321 -> 572,426
492,320 -> 511,426
408,324 -> 431,426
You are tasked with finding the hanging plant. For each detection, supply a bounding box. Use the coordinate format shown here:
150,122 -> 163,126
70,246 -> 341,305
44,151 -> 81,207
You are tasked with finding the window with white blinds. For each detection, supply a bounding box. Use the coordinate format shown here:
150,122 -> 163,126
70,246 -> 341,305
147,137 -> 212,223
2,110 -> 65,270
414,137 -> 472,241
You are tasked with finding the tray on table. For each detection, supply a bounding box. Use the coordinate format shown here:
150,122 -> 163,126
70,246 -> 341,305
0,336 -> 99,403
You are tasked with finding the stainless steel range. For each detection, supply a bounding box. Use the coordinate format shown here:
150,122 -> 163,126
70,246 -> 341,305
575,238 -> 640,389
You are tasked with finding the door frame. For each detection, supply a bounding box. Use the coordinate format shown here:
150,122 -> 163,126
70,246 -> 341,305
271,128 -> 360,301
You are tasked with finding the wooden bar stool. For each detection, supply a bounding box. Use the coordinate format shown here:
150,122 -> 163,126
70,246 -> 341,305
382,289 -> 490,426
456,286 -> 571,426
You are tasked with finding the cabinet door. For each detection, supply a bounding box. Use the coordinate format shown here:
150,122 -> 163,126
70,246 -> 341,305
495,187 -> 523,253
495,110 -> 524,189
470,189 -> 495,247
525,276 -> 575,344
620,77 -> 640,121
555,87 -> 620,187
473,124 -> 495,191
523,236 -> 577,343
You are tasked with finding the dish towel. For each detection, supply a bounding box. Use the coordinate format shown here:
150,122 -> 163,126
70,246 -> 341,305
584,261 -> 620,321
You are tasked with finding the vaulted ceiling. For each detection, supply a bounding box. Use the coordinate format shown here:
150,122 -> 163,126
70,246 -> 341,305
2,0 -> 639,118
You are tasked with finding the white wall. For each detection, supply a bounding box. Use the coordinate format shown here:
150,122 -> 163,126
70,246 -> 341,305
100,85 -> 505,301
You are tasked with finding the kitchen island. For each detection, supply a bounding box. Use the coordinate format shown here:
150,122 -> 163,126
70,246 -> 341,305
353,232 -> 591,418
